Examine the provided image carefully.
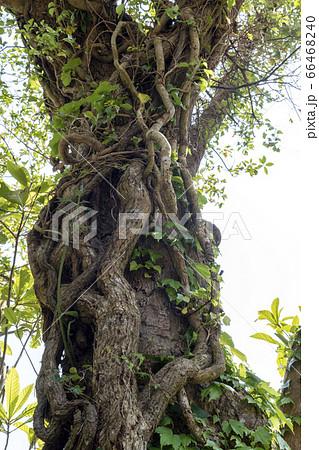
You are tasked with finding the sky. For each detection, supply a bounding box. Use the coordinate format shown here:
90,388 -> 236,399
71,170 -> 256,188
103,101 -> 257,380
1,1 -> 317,448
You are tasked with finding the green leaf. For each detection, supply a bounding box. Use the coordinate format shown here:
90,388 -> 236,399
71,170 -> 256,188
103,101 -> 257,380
121,103 -> 132,110
5,367 -> 20,419
116,4 -> 125,16
0,341 -> 12,356
205,440 -> 222,449
161,278 -> 183,291
130,261 -> 144,271
0,231 -> 8,244
0,401 -> 8,420
222,420 -> 231,436
0,188 -> 29,206
138,93 -> 150,104
12,421 -> 31,435
62,57 -> 82,72
273,405 -> 293,431
194,263 -> 211,282
160,414 -> 174,427
229,419 -> 246,438
147,250 -> 163,264
179,434 -> 195,447
252,426 -> 272,449
171,176 -> 184,184
191,404 -> 211,419
197,191 -> 208,208
201,383 -> 222,401
250,333 -> 280,345
13,402 -> 37,421
257,310 -> 276,324
155,426 -> 173,448
61,72 -> 72,87
275,433 -> 291,449
230,347 -> 247,362
270,415 -> 280,431
83,110 -> 95,120
6,162 -> 29,187
12,384 -> 33,416
220,331 -> 234,348
245,370 -> 263,387
64,311 -> 78,318
4,307 -> 17,324
223,315 -> 231,326
271,298 -> 280,320
227,0 -> 236,9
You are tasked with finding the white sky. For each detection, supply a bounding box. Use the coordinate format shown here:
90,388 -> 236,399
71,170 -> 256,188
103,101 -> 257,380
1,1 -> 318,448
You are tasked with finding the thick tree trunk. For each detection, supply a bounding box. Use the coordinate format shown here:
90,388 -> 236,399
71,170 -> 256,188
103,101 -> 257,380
1,0 -> 272,447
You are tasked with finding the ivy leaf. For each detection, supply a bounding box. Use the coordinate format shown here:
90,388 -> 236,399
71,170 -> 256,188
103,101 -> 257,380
191,404 -> 211,419
194,263 -> 211,283
179,434 -> 195,447
6,161 -> 29,187
205,440 -> 222,449
161,278 -> 183,291
147,250 -> 162,264
129,261 -> 144,271
252,426 -> 272,449
229,419 -> 246,438
201,383 -> 222,402
275,433 -> 291,449
155,426 -> 173,448
270,415 -> 280,431
62,57 -> 82,72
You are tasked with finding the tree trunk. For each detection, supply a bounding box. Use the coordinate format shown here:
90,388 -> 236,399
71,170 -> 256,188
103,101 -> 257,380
280,332 -> 301,450
1,0 -> 275,447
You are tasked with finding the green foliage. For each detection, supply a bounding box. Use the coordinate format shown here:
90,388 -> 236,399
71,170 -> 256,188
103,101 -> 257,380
251,298 -> 301,376
51,366 -> 86,395
0,368 -> 42,447
129,246 -> 163,278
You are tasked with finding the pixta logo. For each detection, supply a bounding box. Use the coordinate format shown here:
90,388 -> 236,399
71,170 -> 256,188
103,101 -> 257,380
52,202 -> 98,249
118,212 -> 252,240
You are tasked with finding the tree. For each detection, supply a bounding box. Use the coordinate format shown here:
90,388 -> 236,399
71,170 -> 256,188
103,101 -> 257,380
0,1 -> 300,449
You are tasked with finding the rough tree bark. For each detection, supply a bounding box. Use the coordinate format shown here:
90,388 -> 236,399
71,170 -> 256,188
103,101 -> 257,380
1,0 -> 284,448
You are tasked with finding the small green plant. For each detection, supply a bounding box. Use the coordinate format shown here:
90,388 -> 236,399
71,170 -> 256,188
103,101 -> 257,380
51,366 -> 86,395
